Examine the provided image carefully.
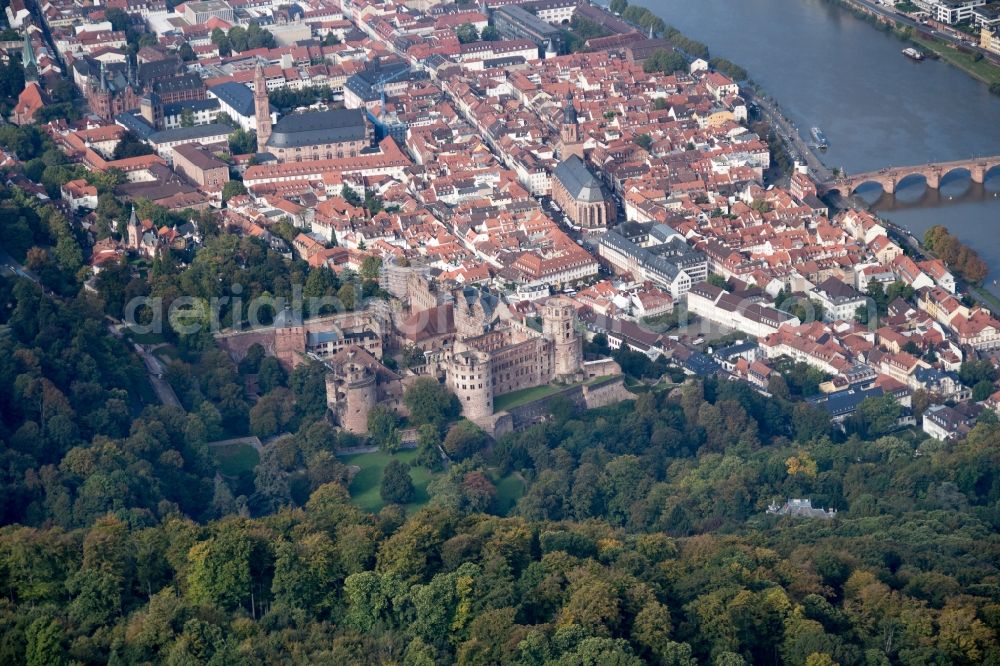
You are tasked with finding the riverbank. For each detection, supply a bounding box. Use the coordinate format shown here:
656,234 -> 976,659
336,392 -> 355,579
908,34 -> 1000,87
818,0 -> 1000,89
891,226 -> 1000,313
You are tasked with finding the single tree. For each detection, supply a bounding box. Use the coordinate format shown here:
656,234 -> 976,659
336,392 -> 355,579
404,377 -> 460,431
442,420 -> 487,461
222,180 -> 247,202
380,459 -> 414,504
456,23 -> 479,44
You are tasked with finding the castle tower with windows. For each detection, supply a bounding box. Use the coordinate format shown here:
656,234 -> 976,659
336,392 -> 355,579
322,346 -> 400,435
126,206 -> 141,249
254,62 -> 272,151
446,348 -> 493,422
542,297 -> 583,378
341,365 -> 377,434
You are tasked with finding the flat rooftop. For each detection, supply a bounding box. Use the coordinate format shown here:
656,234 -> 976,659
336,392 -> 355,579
185,0 -> 232,11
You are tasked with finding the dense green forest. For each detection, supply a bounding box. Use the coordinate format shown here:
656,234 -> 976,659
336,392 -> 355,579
1,265 -> 999,664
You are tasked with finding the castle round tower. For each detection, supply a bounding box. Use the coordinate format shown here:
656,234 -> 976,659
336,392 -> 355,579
343,363 -> 377,435
543,298 -> 583,378
446,349 -> 493,421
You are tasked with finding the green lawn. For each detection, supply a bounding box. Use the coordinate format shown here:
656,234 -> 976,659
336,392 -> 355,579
492,472 -> 525,515
494,376 -> 619,412
494,384 -> 568,412
342,448 -> 433,513
212,443 -> 260,477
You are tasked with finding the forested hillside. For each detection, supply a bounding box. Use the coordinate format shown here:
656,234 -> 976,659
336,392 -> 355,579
0,271 -> 998,665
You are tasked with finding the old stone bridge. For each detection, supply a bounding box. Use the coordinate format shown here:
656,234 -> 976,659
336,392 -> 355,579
819,156 -> 1000,196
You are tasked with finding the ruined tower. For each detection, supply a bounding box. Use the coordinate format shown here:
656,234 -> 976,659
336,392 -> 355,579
446,348 -> 493,422
340,361 -> 378,435
543,297 -> 582,378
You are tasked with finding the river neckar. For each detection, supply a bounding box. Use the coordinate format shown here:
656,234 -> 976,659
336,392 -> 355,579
642,0 -> 1000,291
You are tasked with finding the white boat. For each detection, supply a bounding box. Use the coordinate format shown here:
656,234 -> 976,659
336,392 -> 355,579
810,127 -> 828,149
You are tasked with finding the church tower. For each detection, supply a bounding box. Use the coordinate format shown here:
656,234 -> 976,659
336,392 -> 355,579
22,38 -> 38,83
558,90 -> 583,159
254,63 -> 272,153
545,38 -> 558,59
126,206 -> 141,249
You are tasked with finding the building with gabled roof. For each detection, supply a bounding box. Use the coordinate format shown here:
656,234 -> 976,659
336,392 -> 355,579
811,276 -> 867,322
265,107 -> 370,161
552,155 -> 615,229
12,82 -> 47,126
923,403 -> 977,441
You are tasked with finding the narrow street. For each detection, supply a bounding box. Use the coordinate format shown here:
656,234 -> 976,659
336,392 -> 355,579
748,91 -> 835,183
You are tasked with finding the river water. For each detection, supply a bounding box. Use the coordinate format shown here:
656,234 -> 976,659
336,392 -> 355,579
640,0 -> 1000,290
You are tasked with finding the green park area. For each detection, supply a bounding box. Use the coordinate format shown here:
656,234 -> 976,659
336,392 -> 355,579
341,448 -> 527,515
493,375 -> 619,413
211,441 -> 261,477
492,472 -> 526,515
493,384 -> 568,412
342,448 -> 433,513
153,345 -> 180,363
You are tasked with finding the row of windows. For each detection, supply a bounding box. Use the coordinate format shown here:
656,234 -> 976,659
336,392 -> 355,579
495,354 -> 538,370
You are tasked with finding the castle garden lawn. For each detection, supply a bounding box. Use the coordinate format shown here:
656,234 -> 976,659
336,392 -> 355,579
493,376 -> 620,413
493,384 -> 567,412
492,472 -> 525,515
342,448 -> 433,513
211,441 -> 261,478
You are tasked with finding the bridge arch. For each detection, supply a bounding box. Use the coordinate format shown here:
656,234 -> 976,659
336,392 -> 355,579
940,166 -> 971,181
893,172 -> 931,196
850,176 -> 897,196
934,166 -> 973,196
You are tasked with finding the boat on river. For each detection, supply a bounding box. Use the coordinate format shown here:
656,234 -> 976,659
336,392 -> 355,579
810,127 -> 828,149
902,47 -> 925,61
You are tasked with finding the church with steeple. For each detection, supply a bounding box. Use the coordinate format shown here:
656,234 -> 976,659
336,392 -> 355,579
22,37 -> 38,84
12,38 -> 47,125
